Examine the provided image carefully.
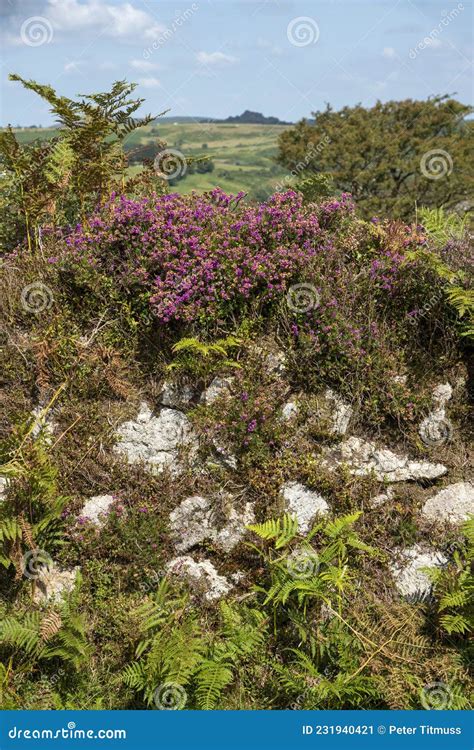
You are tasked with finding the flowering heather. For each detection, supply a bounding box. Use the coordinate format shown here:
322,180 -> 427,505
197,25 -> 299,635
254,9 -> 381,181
64,189 -> 352,325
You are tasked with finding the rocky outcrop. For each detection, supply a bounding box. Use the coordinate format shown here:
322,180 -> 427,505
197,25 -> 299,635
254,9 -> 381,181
421,482 -> 474,524
169,495 -> 254,553
0,477 -> 7,502
321,436 -> 447,482
114,402 -> 197,474
280,481 -> 329,533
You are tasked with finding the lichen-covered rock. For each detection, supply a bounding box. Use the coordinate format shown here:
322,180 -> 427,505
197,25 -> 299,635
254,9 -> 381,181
166,556 -> 232,602
34,566 -> 80,603
391,546 -> 447,601
200,376 -> 234,405
321,436 -> 447,482
114,402 -> 197,474
158,380 -> 195,408
79,494 -> 115,528
169,495 -> 254,553
324,388 -> 353,436
0,477 -> 7,502
421,482 -> 474,524
280,481 -> 329,534
280,398 -> 299,421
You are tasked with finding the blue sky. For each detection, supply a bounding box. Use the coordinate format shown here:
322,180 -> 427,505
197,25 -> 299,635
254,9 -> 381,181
1,0 -> 472,125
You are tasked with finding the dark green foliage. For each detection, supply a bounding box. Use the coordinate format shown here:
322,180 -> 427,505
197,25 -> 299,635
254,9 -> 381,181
277,97 -> 473,220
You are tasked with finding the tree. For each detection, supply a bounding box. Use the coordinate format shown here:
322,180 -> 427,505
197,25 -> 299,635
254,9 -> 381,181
277,97 -> 473,221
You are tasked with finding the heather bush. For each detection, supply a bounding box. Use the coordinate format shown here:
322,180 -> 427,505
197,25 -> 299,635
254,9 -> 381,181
48,188 -> 464,427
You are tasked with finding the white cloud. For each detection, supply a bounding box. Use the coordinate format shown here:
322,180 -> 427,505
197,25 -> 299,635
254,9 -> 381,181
130,59 -> 159,72
4,0 -> 165,44
196,51 -> 239,66
137,77 -> 161,88
382,47 -> 396,59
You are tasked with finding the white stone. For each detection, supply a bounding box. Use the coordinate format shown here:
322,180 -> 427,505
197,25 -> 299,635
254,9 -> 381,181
80,494 -> 115,528
166,556 -> 232,602
321,436 -> 447,482
159,381 -> 195,408
281,399 -> 299,421
432,383 -> 453,407
114,402 -> 197,474
170,495 -> 254,553
421,482 -> 474,524
325,389 -> 353,436
200,377 -> 234,405
0,477 -> 7,502
391,546 -> 447,601
281,481 -> 329,534
34,566 -> 80,603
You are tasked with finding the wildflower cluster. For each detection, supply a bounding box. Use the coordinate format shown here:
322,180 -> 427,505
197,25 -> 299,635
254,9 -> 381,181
64,189 -> 352,326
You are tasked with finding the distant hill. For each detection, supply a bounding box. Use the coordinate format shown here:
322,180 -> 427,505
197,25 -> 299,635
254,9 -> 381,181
223,110 -> 292,125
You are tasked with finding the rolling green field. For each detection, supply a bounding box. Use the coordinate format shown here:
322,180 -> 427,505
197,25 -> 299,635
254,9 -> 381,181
12,121 -> 292,201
